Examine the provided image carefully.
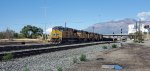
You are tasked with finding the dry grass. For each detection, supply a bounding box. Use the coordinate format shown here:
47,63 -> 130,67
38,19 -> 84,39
0,39 -> 40,42
0,39 -> 44,45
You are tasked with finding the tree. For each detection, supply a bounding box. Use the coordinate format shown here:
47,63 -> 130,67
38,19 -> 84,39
133,31 -> 144,43
20,25 -> 43,38
5,29 -> 15,40
0,29 -> 15,40
0,32 -> 5,39
13,33 -> 19,38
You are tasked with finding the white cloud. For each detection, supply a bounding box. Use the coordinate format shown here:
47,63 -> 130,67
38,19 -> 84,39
137,12 -> 150,21
45,28 -> 52,34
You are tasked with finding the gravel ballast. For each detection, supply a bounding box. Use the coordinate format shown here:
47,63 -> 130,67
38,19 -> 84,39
0,43 -> 121,71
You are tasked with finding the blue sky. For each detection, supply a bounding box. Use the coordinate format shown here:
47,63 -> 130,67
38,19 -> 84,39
0,0 -> 150,32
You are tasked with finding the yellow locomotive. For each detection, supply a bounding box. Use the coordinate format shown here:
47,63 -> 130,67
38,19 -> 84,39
50,26 -> 106,44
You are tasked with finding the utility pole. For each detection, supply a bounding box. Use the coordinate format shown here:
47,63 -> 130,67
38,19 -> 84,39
113,32 -> 115,42
92,26 -> 95,40
65,22 -> 66,28
135,21 -> 138,40
42,0 -> 48,40
92,26 -> 95,33
139,19 -> 140,35
44,7 -> 47,40
147,26 -> 149,40
65,22 -> 68,39
139,19 -> 141,41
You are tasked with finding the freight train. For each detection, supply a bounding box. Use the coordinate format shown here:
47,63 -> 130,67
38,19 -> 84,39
50,26 -> 113,44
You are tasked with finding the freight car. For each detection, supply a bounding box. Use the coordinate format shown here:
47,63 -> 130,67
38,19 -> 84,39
50,26 -> 112,44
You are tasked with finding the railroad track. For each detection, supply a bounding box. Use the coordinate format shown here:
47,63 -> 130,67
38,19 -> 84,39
0,41 -> 114,60
0,43 -> 61,52
0,42 -> 97,52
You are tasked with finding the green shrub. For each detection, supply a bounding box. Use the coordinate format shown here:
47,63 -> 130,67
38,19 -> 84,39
45,69 -> 53,71
133,39 -> 144,43
133,40 -> 138,43
112,44 -> 117,48
139,39 -> 144,43
102,46 -> 107,49
2,53 -> 13,61
23,66 -> 30,71
73,57 -> 78,64
79,54 -> 86,61
57,67 -> 63,71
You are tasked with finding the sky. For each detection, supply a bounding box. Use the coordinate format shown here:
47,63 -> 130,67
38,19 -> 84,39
0,0 -> 150,33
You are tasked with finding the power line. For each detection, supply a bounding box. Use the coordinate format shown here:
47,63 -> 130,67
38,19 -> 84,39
41,0 -> 48,40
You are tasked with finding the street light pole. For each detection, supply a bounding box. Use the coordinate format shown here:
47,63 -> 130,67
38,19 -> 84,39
121,28 -> 122,46
113,32 -> 114,42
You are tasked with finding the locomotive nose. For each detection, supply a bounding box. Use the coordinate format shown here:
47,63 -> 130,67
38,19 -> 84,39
50,29 -> 62,44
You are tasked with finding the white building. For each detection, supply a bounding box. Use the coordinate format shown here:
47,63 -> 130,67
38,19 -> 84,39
128,24 -> 149,34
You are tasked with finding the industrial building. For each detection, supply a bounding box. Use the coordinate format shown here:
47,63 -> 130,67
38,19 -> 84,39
128,24 -> 149,34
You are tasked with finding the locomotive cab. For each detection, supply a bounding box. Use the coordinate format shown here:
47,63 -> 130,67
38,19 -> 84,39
50,26 -> 63,44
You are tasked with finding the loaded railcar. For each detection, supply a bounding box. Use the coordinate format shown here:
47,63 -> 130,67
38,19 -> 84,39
88,32 -> 94,41
76,30 -> 82,41
77,30 -> 88,42
50,26 -> 111,44
98,34 -> 103,41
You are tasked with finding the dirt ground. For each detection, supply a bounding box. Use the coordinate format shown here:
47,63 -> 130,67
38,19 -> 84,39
66,43 -> 150,71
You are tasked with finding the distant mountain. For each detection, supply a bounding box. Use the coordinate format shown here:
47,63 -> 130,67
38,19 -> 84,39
84,18 -> 150,34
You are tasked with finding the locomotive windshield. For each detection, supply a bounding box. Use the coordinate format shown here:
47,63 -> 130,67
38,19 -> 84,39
52,26 -> 64,30
52,26 -> 73,31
